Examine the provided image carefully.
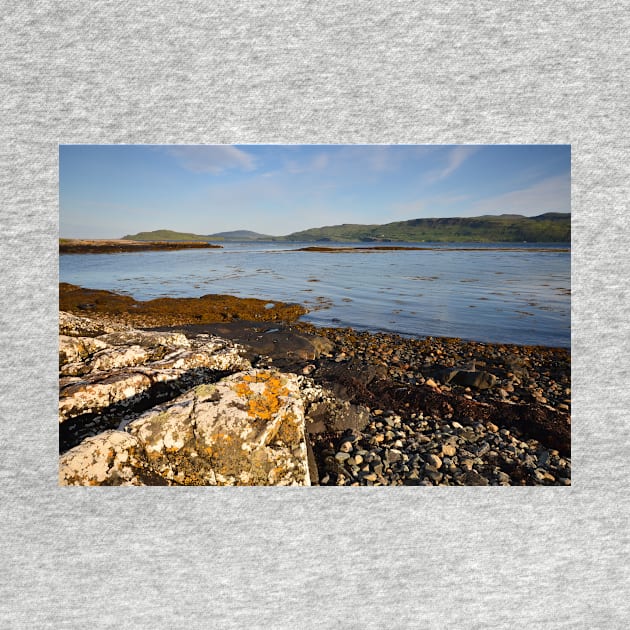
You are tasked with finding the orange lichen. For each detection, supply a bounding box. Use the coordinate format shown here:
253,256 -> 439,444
232,371 -> 291,421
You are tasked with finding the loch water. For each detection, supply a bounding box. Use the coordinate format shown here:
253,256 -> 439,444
60,242 -> 571,347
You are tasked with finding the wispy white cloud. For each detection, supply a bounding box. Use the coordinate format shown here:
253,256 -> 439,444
336,146 -> 399,173
468,174 -> 570,216
284,151 -> 331,174
425,146 -> 478,183
312,152 -> 329,170
166,145 -> 256,174
283,146 -> 403,178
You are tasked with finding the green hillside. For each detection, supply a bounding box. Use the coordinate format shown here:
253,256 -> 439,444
121,230 -> 218,242
283,213 -> 570,243
121,213 -> 570,244
208,230 -> 273,240
121,229 -> 272,241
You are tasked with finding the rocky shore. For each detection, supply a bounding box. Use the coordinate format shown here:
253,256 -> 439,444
59,239 -> 222,254
59,286 -> 570,486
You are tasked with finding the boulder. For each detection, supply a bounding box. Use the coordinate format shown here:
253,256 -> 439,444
59,335 -> 109,368
59,310 -> 129,337
58,431 -> 163,486
299,377 -> 370,434
127,369 -> 310,486
444,369 -> 497,389
59,314 -> 251,423
60,369 -> 311,486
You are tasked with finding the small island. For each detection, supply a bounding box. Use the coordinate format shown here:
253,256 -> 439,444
59,239 -> 222,254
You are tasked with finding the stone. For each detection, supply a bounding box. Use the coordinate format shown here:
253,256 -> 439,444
475,442 -> 490,457
442,444 -> 457,457
302,384 -> 370,435
461,470 -> 489,486
424,465 -> 443,483
61,368 -> 311,486
59,317 -> 251,424
538,450 -> 550,467
426,453 -> 442,469
59,310 -> 128,337
339,440 -> 354,453
126,369 -> 310,486
448,370 -> 497,390
386,449 -> 403,464
59,335 -> 109,368
59,431 -> 161,486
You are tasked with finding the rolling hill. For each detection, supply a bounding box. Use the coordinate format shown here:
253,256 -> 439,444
121,213 -> 570,243
121,229 -> 272,242
282,213 -> 570,242
121,229 -> 213,242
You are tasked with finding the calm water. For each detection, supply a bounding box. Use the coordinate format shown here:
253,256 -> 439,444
60,242 -> 571,347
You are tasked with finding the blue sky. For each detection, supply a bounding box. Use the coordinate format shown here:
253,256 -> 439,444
59,145 -> 570,238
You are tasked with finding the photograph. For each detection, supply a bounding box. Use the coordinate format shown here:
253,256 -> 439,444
58,144 -> 571,486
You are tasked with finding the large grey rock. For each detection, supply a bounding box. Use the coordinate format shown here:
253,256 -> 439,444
127,369 -> 310,486
299,377 -> 370,434
59,335 -> 109,368
59,311 -> 129,337
60,369 -> 311,486
58,431 -> 162,486
59,314 -> 251,423
443,369 -> 497,389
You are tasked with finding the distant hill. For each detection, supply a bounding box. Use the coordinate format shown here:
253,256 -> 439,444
208,230 -> 273,241
121,230 -> 213,242
121,213 -> 570,244
122,229 -> 272,242
282,213 -> 570,243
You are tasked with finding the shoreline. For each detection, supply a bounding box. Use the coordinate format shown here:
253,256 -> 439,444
59,239 -> 222,254
59,284 -> 570,486
59,282 -> 568,349
293,245 -> 570,253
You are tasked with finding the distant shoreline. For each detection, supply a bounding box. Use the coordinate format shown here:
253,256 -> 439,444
59,239 -> 222,254
293,245 -> 570,253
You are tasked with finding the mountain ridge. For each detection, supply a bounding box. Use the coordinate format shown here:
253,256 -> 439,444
121,213 -> 570,243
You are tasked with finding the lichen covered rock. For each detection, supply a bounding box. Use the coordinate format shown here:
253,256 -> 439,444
58,431 -> 162,486
127,369 -> 310,486
59,310 -> 129,337
59,369 -> 311,486
59,314 -> 251,424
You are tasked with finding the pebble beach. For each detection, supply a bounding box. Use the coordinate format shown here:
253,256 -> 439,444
59,283 -> 570,486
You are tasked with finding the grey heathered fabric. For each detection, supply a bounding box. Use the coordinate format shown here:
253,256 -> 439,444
1,1 -> 628,628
